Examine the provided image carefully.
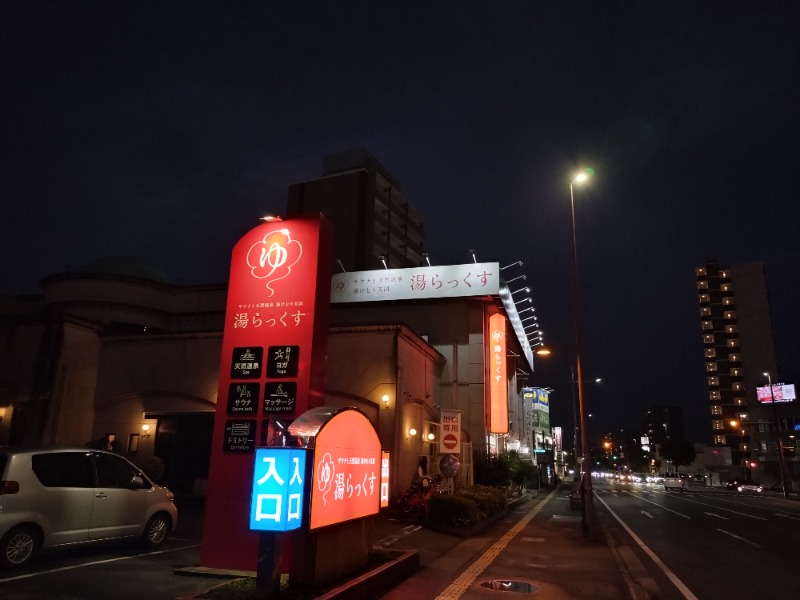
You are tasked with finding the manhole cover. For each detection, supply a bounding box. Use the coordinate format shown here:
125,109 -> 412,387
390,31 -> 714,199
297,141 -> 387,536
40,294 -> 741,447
480,580 -> 538,593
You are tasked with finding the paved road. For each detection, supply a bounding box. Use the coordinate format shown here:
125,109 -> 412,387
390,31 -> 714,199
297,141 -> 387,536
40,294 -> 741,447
594,478 -> 800,600
0,498 -> 219,600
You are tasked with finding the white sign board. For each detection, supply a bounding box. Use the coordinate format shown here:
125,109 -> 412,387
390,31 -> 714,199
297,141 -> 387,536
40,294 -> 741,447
439,410 -> 462,453
331,263 -> 500,303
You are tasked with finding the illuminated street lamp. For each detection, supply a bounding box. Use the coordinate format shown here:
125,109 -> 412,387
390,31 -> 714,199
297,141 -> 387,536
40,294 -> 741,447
763,372 -> 789,498
569,169 -> 595,537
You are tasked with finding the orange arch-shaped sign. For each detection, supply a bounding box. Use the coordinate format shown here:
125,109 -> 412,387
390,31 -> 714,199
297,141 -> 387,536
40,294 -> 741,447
306,408 -> 382,530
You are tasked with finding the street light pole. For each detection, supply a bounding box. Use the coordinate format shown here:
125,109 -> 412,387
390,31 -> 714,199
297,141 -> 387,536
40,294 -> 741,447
569,171 -> 596,537
764,372 -> 789,498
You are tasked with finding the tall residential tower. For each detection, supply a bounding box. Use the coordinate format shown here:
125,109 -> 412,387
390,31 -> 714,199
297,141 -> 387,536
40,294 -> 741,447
287,149 -> 426,272
695,260 -> 780,478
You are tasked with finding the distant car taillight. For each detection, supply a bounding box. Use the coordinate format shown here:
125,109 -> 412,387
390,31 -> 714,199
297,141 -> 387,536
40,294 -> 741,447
0,480 -> 20,494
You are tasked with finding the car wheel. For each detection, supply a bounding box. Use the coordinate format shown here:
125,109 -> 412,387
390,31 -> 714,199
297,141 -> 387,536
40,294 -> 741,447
1,525 -> 41,568
143,513 -> 171,548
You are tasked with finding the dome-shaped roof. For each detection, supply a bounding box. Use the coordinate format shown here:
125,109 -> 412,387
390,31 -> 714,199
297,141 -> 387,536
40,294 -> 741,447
79,256 -> 174,285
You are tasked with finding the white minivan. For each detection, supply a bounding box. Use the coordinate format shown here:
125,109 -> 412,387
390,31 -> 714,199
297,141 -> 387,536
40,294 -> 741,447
663,472 -> 689,491
0,447 -> 178,568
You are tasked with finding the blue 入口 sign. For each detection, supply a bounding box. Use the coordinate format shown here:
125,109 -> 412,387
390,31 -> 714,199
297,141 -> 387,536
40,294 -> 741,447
249,447 -> 308,532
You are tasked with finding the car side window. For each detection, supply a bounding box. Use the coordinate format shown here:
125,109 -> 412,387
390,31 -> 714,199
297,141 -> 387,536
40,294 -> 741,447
32,452 -> 93,487
94,453 -> 142,489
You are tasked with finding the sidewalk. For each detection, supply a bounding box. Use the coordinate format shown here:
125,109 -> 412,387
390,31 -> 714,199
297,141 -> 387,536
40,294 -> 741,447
373,485 -> 649,600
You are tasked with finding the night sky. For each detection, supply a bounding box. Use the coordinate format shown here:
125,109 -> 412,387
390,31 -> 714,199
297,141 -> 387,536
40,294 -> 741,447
2,3 -> 798,444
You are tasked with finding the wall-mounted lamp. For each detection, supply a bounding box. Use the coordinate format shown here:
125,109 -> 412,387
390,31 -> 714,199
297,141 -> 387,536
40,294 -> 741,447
408,428 -> 417,437
427,432 -> 435,441
381,394 -> 390,409
141,424 -> 151,438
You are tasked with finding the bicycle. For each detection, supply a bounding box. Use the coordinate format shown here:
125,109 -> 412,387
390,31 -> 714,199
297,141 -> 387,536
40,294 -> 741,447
397,475 -> 442,515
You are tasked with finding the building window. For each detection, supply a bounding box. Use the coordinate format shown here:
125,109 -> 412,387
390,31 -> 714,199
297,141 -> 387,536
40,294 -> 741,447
731,368 -> 741,377
709,391 -> 721,401
700,307 -> 711,317
712,420 -> 723,430
697,280 -> 708,290
727,340 -> 739,348
725,325 -> 738,334
729,353 -> 740,362
703,334 -> 714,344
714,435 -> 726,445
723,297 -> 734,306
733,383 -> 743,391
706,363 -> 718,372
721,284 -> 732,292
705,349 -> 716,359
696,267 -> 707,276
734,397 -> 745,406
707,376 -> 719,386
711,405 -> 722,415
719,270 -> 730,279
702,321 -> 713,331
699,293 -> 710,303
760,441 -> 767,452
724,311 -> 736,320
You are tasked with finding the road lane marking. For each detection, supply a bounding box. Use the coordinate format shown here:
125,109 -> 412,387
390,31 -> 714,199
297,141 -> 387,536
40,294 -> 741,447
670,496 -> 768,520
716,529 -> 761,548
774,512 -> 800,521
703,512 -> 729,519
0,544 -> 200,583
595,494 -> 699,600
641,510 -> 654,519
434,487 -> 559,600
634,494 -> 692,519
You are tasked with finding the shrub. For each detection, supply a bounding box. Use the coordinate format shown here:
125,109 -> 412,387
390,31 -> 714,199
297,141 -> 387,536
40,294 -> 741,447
131,455 -> 166,483
474,452 -> 511,487
455,484 -> 505,519
426,494 -> 479,530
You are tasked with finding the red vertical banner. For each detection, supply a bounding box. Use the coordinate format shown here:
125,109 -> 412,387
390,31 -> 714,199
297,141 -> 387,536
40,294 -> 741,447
487,313 -> 508,434
200,215 -> 333,570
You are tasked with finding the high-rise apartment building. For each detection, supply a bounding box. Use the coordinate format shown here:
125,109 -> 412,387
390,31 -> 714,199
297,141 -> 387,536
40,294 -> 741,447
695,260 -> 779,476
642,406 -> 685,446
287,148 -> 426,271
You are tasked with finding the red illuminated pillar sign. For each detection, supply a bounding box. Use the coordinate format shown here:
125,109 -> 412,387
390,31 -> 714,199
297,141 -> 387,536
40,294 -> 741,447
487,313 -> 508,434
200,215 -> 333,570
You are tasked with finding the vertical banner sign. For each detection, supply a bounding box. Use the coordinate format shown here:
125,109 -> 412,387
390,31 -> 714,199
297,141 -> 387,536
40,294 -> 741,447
487,313 -> 508,434
200,215 -> 333,571
439,410 -> 462,454
380,451 -> 391,508
249,448 -> 308,532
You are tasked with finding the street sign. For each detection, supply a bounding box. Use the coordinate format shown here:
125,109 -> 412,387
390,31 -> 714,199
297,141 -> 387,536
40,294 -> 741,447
442,433 -> 458,450
249,447 -> 308,532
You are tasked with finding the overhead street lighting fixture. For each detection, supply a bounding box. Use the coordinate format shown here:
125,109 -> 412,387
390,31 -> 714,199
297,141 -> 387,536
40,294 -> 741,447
501,261 -> 524,270
505,275 -> 527,285
511,286 -> 531,296
569,168 -> 598,538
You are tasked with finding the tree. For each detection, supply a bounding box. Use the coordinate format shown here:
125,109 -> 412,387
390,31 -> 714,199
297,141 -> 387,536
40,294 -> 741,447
660,440 -> 696,470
